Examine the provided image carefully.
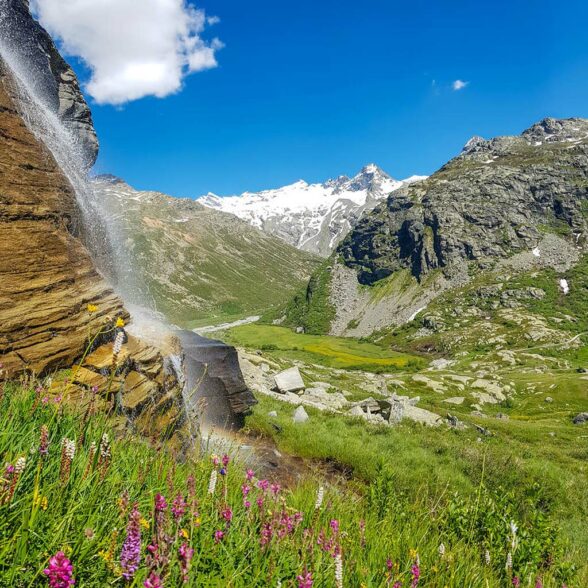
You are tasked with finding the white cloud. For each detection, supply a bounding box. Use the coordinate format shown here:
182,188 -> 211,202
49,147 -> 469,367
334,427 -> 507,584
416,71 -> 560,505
31,0 -> 222,105
452,79 -> 469,91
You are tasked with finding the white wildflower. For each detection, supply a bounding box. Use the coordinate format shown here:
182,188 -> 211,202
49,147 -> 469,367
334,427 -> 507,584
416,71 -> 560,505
484,549 -> 491,565
99,433 -> 110,459
14,457 -> 26,475
506,551 -> 512,570
113,332 -> 124,356
335,552 -> 343,588
314,485 -> 324,510
61,438 -> 75,460
208,469 -> 218,495
438,543 -> 446,558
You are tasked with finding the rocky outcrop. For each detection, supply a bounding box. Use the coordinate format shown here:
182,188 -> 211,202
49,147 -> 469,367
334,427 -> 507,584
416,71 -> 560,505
0,0 -> 98,166
177,331 -> 257,430
339,118 -> 588,285
0,57 -> 124,375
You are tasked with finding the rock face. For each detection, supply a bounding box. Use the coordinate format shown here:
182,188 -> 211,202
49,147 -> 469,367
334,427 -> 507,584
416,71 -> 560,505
0,0 -> 98,166
0,56 -> 124,375
289,118 -> 588,337
339,118 -> 588,285
177,331 -> 257,430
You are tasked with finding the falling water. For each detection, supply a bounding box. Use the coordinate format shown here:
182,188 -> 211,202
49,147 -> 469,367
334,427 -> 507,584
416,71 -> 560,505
0,24 -> 146,307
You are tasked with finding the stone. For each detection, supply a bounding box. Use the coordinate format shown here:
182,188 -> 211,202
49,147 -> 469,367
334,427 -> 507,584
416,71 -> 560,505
403,405 -> 442,427
274,367 -> 305,394
347,405 -> 365,418
292,405 -> 309,424
495,413 -> 509,420
443,397 -> 465,405
544,396 -> 554,403
267,411 -> 278,418
572,412 -> 588,425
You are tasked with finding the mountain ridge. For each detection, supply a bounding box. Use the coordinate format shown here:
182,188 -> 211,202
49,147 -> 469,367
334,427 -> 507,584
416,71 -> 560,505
198,164 -> 427,257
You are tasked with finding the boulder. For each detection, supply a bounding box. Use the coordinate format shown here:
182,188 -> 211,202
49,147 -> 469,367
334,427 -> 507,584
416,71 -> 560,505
572,412 -> 588,425
274,367 -> 305,394
292,405 -> 309,424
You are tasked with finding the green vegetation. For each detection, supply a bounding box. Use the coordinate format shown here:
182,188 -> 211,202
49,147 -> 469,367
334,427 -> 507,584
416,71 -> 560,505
225,324 -> 424,371
0,381 -> 580,586
275,260 -> 336,334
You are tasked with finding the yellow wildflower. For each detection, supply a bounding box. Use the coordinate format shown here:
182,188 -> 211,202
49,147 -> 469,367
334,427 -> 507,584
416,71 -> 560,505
194,516 -> 202,527
180,528 -> 189,539
139,517 -> 149,529
409,548 -> 418,560
62,545 -> 73,556
115,317 -> 125,328
87,304 -> 98,313
34,495 -> 48,510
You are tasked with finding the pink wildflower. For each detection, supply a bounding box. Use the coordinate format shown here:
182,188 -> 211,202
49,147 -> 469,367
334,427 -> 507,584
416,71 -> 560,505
143,572 -> 162,588
214,530 -> 224,543
245,469 -> 254,481
297,570 -> 313,588
43,551 -> 75,588
411,563 -> 420,587
178,543 -> 194,584
512,578 -> 520,587
172,494 -> 186,522
257,479 -> 270,492
222,454 -> 230,467
330,519 -> 340,534
154,493 -> 167,512
120,503 -> 141,580
221,507 -> 233,522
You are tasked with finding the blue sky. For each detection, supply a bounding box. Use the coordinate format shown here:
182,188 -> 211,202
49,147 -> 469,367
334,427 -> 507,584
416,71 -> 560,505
58,0 -> 588,197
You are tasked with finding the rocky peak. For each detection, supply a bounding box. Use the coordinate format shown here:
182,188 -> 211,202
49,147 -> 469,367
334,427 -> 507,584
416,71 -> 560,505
338,163 -> 393,193
522,117 -> 588,145
338,117 -> 588,286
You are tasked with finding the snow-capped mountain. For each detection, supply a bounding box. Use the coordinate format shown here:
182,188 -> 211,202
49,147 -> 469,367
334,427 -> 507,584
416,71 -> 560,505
198,164 -> 427,257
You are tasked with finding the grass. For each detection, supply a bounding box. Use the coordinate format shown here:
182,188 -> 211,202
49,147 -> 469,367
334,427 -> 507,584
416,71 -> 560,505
0,381 -> 580,587
224,324 -> 425,372
244,394 -> 588,584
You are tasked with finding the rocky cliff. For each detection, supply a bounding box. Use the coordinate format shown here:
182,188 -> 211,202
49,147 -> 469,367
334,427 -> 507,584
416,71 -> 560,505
285,118 -> 588,337
0,56 -> 124,374
0,0 -> 98,166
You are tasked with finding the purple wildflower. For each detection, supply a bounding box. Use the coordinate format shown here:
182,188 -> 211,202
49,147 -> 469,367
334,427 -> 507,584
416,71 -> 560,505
39,425 -> 49,456
222,454 -> 230,467
411,563 -> 420,587
245,469 -> 254,481
43,551 -> 75,588
297,570 -> 313,588
154,493 -> 167,512
171,494 -> 186,522
178,543 -> 194,584
330,519 -> 340,534
120,503 -> 141,581
143,572 -> 163,588
222,507 -> 233,522
513,578 -> 520,587
214,530 -> 224,543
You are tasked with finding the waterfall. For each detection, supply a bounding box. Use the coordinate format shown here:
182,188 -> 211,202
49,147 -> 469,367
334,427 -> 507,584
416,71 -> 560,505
0,30 -> 146,307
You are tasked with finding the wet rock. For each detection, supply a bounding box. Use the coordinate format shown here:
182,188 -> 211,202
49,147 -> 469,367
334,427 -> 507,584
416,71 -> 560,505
274,367 -> 305,394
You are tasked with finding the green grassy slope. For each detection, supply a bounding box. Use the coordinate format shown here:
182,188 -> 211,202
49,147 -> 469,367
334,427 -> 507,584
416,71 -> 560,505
94,180 -> 321,327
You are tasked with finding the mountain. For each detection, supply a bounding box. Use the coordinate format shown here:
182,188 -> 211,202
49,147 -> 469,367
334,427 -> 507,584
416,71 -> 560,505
199,164 -> 427,257
281,117 -> 588,345
91,177 -> 321,327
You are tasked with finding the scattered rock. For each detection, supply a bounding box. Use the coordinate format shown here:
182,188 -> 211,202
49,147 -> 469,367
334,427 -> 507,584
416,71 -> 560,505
267,411 -> 278,418
443,397 -> 465,405
292,406 -> 309,424
544,397 -> 553,403
572,412 -> 588,425
495,413 -> 509,420
274,367 -> 305,394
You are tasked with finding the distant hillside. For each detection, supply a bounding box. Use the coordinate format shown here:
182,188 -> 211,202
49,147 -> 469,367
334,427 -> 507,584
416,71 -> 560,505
92,177 -> 321,327
199,164 -> 426,257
